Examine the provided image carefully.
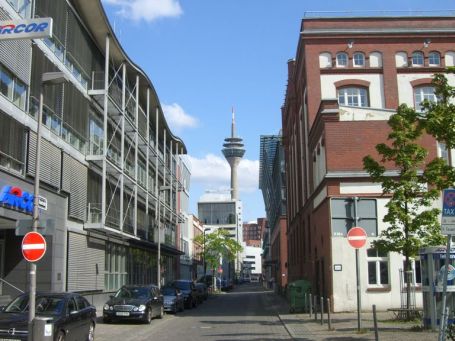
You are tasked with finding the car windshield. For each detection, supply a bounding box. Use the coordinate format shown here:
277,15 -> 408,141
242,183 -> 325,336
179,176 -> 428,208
161,287 -> 176,296
4,295 -> 65,316
174,281 -> 190,290
114,287 -> 150,299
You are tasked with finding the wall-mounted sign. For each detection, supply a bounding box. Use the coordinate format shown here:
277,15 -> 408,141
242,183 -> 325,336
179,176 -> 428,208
0,185 -> 34,214
0,185 -> 47,214
334,264 -> 342,271
0,18 -> 52,41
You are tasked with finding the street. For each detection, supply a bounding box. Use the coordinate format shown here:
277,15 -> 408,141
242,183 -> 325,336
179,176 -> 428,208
95,283 -> 292,341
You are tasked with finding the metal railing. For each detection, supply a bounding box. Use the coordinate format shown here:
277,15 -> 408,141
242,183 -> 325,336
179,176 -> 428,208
0,278 -> 24,294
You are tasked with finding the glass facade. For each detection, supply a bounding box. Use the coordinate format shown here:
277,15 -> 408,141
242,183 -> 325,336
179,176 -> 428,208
198,202 -> 236,225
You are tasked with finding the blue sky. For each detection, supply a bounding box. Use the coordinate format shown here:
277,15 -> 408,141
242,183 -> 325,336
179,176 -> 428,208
101,0 -> 453,222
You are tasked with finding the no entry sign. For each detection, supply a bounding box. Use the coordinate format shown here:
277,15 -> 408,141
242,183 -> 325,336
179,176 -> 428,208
347,227 -> 367,249
22,231 -> 46,262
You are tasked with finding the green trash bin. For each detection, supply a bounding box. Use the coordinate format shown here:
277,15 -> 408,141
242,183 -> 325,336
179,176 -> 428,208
289,280 -> 311,313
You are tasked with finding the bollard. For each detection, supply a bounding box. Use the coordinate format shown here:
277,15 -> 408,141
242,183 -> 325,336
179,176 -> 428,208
309,293 -> 313,318
327,298 -> 332,330
373,304 -> 379,341
314,295 -> 318,321
320,296 -> 324,325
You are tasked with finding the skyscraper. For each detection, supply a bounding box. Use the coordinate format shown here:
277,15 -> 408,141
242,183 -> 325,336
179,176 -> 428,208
222,109 -> 245,200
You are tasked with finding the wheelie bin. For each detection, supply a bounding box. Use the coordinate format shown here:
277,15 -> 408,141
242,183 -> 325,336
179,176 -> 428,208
289,280 -> 311,313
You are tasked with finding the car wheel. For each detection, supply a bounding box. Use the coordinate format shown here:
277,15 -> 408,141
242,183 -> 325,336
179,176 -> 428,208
55,331 -> 65,341
158,306 -> 164,319
86,323 -> 95,341
144,308 -> 152,324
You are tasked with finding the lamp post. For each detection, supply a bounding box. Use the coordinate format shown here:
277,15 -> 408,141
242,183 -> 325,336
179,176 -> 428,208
157,185 -> 170,289
29,72 -> 69,338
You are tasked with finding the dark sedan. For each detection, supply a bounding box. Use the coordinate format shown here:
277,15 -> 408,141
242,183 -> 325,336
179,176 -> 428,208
161,286 -> 184,314
172,280 -> 198,309
103,285 -> 163,324
0,292 -> 96,341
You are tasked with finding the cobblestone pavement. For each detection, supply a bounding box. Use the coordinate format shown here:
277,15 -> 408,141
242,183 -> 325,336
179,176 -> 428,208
279,310 -> 438,341
95,284 -> 439,341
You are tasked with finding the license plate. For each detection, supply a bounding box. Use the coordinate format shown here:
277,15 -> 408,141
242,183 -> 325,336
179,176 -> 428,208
0,339 -> 21,341
116,311 -> 130,316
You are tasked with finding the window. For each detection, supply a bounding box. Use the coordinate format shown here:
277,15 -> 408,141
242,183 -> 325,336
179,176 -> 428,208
336,53 -> 348,67
438,142 -> 449,164
369,52 -> 383,67
331,198 -> 378,237
412,52 -> 424,66
414,86 -> 437,111
338,87 -> 369,107
429,52 -> 441,66
89,117 -> 104,155
319,52 -> 332,68
402,259 -> 422,286
353,53 -> 365,67
0,64 -> 27,111
0,112 -> 26,175
367,248 -> 389,286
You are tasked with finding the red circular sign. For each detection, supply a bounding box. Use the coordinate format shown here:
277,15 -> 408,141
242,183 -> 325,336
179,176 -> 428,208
22,232 -> 46,262
347,227 -> 367,249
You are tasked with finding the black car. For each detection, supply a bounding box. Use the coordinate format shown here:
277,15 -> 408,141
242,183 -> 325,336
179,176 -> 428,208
0,292 -> 96,341
161,286 -> 184,314
171,280 -> 198,308
194,283 -> 208,303
103,285 -> 164,324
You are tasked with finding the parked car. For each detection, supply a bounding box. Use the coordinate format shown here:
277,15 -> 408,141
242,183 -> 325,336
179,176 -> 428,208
0,292 -> 96,341
161,286 -> 184,313
198,275 -> 225,291
103,285 -> 163,324
194,283 -> 208,302
171,280 -> 198,308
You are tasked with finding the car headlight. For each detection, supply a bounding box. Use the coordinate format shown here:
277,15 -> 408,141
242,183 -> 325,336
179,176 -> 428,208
138,305 -> 146,312
103,304 -> 110,310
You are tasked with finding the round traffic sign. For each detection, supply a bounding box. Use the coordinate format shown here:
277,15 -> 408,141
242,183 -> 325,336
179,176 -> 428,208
347,227 -> 367,249
22,231 -> 46,262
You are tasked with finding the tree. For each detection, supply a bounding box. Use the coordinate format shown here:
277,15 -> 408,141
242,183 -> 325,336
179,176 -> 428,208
193,229 -> 243,290
363,104 -> 445,318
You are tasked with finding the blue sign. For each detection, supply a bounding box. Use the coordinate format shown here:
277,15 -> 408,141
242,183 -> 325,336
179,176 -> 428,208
0,185 -> 34,214
443,189 -> 455,217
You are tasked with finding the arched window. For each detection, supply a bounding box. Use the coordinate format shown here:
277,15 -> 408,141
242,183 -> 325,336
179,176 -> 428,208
336,52 -> 348,67
445,51 -> 455,67
353,52 -> 365,67
414,86 -> 437,111
319,52 -> 332,68
412,51 -> 424,66
428,51 -> 441,66
395,52 -> 408,67
369,52 -> 382,67
338,87 -> 369,107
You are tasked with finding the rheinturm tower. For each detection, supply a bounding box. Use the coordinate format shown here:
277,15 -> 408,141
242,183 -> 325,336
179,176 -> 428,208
222,109 -> 245,200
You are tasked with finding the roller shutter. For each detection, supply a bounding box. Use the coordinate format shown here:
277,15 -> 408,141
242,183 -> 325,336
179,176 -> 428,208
67,232 -> 105,292
0,8 -> 32,85
62,153 -> 87,221
27,131 -> 61,189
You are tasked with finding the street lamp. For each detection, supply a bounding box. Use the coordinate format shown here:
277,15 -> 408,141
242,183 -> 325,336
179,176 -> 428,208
29,72 -> 69,335
157,185 -> 171,289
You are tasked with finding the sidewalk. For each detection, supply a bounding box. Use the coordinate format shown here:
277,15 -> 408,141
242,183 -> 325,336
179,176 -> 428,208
278,310 -> 438,341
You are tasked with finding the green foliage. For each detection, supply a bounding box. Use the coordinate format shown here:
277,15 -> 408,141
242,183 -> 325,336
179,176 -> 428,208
193,229 -> 243,272
363,104 -> 445,259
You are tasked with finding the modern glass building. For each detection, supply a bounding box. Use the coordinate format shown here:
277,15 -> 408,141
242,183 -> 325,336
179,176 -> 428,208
0,0 -> 187,307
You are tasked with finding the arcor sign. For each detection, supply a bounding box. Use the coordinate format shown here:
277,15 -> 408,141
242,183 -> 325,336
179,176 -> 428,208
0,18 -> 52,40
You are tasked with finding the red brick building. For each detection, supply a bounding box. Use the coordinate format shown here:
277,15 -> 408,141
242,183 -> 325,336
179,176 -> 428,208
243,219 -> 265,247
282,13 -> 454,311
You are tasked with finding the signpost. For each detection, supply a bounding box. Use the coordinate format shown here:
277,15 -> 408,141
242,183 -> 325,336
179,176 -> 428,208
439,189 -> 455,341
347,226 -> 367,332
22,232 -> 46,263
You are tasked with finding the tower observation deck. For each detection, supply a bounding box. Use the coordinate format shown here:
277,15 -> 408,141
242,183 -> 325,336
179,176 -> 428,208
222,109 -> 245,200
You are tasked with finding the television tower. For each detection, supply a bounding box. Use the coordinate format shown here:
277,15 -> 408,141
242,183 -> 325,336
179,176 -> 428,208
222,108 -> 245,200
